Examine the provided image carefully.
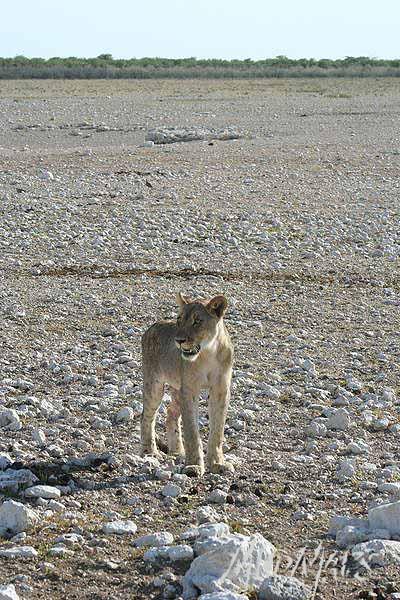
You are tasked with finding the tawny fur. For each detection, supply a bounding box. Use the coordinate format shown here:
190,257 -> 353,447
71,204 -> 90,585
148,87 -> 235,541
140,293 -> 234,476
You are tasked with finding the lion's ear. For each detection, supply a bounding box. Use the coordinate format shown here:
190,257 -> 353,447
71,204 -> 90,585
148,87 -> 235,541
206,295 -> 228,319
177,292 -> 190,308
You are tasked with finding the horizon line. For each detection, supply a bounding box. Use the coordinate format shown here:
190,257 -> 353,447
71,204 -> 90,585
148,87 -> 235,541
2,54 -> 400,61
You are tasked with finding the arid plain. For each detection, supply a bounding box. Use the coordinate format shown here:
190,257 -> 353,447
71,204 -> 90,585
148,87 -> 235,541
0,78 -> 399,599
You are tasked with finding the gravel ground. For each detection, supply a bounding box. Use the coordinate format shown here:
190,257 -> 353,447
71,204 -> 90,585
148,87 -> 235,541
0,77 -> 399,599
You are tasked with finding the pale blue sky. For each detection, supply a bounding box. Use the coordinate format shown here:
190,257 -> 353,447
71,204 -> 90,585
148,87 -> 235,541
1,0 -> 399,59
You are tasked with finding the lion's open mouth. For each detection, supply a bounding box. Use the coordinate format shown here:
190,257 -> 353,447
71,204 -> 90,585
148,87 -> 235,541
181,344 -> 201,358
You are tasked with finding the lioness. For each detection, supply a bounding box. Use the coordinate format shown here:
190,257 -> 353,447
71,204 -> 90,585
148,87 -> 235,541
141,292 -> 234,476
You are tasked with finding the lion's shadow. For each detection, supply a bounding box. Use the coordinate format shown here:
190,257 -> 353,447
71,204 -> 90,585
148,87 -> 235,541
6,452 -> 142,495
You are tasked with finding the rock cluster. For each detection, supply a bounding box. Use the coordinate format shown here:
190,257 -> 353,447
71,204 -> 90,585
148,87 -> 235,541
330,500 -> 400,568
145,126 -> 242,144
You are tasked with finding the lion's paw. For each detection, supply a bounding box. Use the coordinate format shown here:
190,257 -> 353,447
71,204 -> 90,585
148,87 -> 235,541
140,446 -> 163,460
208,461 -> 235,475
183,464 -> 205,478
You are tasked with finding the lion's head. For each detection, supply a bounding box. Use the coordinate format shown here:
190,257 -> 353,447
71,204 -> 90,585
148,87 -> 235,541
175,292 -> 228,361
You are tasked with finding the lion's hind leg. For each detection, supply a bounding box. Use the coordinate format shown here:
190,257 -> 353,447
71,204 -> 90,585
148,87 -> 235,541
166,387 -> 185,456
141,379 -> 164,457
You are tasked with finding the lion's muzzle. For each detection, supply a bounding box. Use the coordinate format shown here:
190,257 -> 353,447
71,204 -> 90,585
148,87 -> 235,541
175,337 -> 201,360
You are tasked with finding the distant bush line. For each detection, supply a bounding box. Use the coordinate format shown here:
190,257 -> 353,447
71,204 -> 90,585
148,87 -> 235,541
1,55 -> 400,79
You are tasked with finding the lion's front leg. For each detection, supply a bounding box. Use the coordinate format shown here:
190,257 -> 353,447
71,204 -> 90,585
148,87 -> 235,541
207,375 -> 234,474
180,385 -> 204,476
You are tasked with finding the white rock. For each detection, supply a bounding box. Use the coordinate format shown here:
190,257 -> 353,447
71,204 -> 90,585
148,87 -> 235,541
346,440 -> 369,455
336,525 -> 368,549
260,385 -> 281,401
230,419 -> 245,431
207,489 -> 228,504
47,444 -> 63,458
363,462 -> 378,473
259,575 -> 311,600
49,544 -> 74,557
145,126 -> 241,145
382,387 -> 396,403
197,506 -> 221,524
91,416 -> 112,429
155,468 -> 171,481
48,500 -> 64,512
133,531 -> 174,547
360,481 -> 378,491
38,399 -> 58,418
143,545 -> 170,563
194,536 -> 231,557
25,485 -> 61,499
0,454 -> 12,471
39,169 -> 54,181
352,539 -> 400,567
368,500 -> 400,535
346,376 -> 362,392
332,394 -> 349,407
37,498 -> 49,509
0,545 -> 38,558
336,459 -> 356,481
306,420 -> 327,438
292,510 -> 313,522
0,584 -> 19,600
328,515 -> 369,537
371,417 -> 389,431
0,469 -> 38,492
367,528 -> 391,541
152,575 -> 166,588
183,533 -> 275,598
0,409 -> 21,431
271,460 -> 286,471
161,483 -> 182,498
114,406 -> 134,423
198,522 -> 230,539
38,561 -> 56,572
10,532 -> 26,543
102,520 -> 137,535
299,359 -> 316,375
192,523 -> 231,553
181,527 -> 201,542
12,379 -> 33,392
174,473 -> 189,483
199,593 -> 248,600
0,500 -> 38,535
54,533 -> 84,546
141,456 -> 160,470
380,466 -> 397,480
32,428 -> 46,445
327,408 -> 350,431
167,544 -> 194,561
378,482 -> 400,499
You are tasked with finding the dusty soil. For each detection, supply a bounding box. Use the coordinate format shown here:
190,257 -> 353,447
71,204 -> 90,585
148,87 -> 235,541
0,78 -> 399,599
